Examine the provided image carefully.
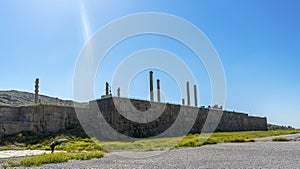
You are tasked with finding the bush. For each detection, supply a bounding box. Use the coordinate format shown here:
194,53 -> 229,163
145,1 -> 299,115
230,138 -> 245,143
178,135 -> 203,147
272,136 -> 290,142
203,139 -> 217,145
177,135 -> 217,147
245,139 -> 255,142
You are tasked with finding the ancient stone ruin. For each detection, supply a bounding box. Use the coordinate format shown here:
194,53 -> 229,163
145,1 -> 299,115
0,73 -> 267,137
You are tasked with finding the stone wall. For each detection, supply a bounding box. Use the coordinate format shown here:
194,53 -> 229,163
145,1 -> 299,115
91,97 -> 267,138
0,105 -> 20,122
0,97 -> 267,137
0,105 -> 83,136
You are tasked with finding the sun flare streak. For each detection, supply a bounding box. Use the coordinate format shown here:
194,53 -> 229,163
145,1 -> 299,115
79,1 -> 91,43
78,0 -> 95,86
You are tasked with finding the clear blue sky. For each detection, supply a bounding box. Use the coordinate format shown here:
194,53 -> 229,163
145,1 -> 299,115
0,0 -> 299,128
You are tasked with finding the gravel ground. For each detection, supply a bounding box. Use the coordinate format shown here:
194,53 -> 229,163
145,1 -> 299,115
5,141 -> 300,169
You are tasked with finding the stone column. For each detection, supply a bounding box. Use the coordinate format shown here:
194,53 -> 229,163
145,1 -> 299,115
149,71 -> 154,101
194,84 -> 198,107
117,87 -> 120,97
157,79 -> 160,102
105,82 -> 109,96
34,78 -> 39,103
186,81 -> 190,106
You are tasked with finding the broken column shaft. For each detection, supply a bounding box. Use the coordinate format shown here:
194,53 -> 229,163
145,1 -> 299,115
186,81 -> 190,106
105,82 -> 109,96
157,79 -> 160,102
149,71 -> 154,101
194,84 -> 198,107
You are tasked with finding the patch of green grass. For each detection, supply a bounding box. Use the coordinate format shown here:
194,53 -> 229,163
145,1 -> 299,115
178,134 -> 202,147
245,139 -> 255,142
99,137 -> 182,151
0,145 -> 19,151
207,130 -> 300,143
27,137 -> 104,152
1,128 -> 90,150
229,138 -> 245,142
5,151 -> 104,168
1,129 -> 300,153
56,138 -> 103,152
174,130 -> 300,148
26,129 -> 300,151
272,136 -> 290,142
2,130 -> 300,168
203,138 -> 218,145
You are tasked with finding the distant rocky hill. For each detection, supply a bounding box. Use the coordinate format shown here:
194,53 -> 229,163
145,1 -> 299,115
0,90 -> 87,107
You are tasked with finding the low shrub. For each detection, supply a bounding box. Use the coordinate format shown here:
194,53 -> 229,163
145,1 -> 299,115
178,135 -> 202,147
0,146 -> 18,151
230,138 -> 245,143
245,139 -> 255,142
272,136 -> 290,142
177,135 -> 217,147
203,139 -> 217,145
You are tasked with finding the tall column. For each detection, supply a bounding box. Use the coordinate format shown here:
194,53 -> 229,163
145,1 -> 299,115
194,84 -> 198,107
186,81 -> 190,106
105,82 -> 109,95
34,78 -> 39,103
149,71 -> 154,101
117,87 -> 120,97
157,79 -> 160,102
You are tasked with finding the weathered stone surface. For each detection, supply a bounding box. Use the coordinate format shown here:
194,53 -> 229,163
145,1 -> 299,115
90,97 -> 267,139
0,105 -> 84,136
0,97 -> 267,137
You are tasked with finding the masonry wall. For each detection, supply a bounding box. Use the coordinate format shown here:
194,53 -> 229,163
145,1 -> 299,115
0,97 -> 267,137
0,105 -> 20,122
93,97 -> 267,138
0,105 -> 83,136
95,98 -> 184,138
